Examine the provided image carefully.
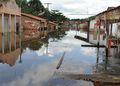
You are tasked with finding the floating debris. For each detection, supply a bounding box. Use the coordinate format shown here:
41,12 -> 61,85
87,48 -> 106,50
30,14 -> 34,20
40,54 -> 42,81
56,52 -> 66,69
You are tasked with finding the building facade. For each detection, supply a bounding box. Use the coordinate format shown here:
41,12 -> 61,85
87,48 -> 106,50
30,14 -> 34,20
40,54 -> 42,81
0,0 -> 21,53
21,13 -> 58,40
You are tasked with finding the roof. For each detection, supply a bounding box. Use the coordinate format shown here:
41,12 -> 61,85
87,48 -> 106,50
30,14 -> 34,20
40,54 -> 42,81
0,1 -> 21,15
107,7 -> 115,11
96,5 -> 120,17
21,13 -> 46,23
48,21 -> 57,25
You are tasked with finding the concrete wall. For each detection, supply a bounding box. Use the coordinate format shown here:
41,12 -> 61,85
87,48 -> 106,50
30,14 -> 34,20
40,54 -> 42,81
21,16 -> 40,30
90,20 -> 96,29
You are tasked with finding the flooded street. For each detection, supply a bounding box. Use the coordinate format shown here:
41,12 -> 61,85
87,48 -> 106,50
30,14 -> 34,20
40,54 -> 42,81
0,30 -> 120,86
0,30 -> 94,86
0,0 -> 120,86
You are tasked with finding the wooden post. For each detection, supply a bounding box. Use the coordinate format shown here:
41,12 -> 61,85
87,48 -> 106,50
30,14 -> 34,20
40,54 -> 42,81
9,14 -> 11,52
105,20 -> 109,70
2,13 -> 5,54
110,23 -> 112,36
97,19 -> 101,46
14,15 -> 16,49
19,16 -> 22,49
87,21 -> 90,42
98,24 -> 100,46
106,20 -> 109,36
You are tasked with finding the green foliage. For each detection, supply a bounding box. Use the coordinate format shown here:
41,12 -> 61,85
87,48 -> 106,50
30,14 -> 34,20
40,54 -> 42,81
49,10 -> 69,25
48,29 -> 66,41
27,0 -> 44,16
15,0 -> 69,25
22,40 -> 43,50
71,15 -> 95,22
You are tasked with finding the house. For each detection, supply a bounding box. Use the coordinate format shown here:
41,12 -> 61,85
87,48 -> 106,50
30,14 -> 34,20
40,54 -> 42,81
78,22 -> 88,32
88,6 -> 120,45
21,13 -> 47,40
95,6 -> 120,37
0,0 -> 21,53
48,21 -> 58,32
21,13 -> 58,40
21,13 -> 47,31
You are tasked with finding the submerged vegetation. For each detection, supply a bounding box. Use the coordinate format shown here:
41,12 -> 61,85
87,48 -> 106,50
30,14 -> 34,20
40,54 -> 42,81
21,29 -> 66,50
49,29 -> 66,41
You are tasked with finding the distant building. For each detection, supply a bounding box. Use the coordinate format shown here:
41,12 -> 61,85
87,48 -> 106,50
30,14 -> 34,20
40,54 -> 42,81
48,21 -> 58,32
21,13 -> 47,31
0,0 -> 21,53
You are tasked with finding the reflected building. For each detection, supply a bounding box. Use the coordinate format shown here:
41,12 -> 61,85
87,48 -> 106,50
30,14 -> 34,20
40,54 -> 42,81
93,47 -> 120,86
0,48 -> 21,66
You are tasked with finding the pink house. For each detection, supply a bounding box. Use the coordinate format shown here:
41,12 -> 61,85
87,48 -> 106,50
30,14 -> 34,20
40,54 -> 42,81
0,0 -> 21,53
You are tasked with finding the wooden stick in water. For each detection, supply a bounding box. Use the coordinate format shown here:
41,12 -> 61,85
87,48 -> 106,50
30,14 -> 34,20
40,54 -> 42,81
56,52 -> 65,69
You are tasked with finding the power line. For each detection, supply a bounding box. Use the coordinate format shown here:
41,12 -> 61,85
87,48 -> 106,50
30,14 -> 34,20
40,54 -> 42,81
66,14 -> 96,15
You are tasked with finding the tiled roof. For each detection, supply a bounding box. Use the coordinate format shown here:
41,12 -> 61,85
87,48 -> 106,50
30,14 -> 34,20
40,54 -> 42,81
22,13 -> 57,26
21,13 -> 46,22
49,21 -> 57,25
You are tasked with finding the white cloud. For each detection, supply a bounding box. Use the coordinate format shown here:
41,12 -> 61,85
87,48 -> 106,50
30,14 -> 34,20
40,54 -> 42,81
36,30 -> 88,57
1,56 -> 93,86
2,60 -> 59,86
80,47 -> 96,56
40,0 -> 120,19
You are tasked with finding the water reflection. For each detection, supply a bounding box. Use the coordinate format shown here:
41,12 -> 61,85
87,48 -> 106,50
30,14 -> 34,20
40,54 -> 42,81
0,31 -> 21,66
0,30 -> 119,86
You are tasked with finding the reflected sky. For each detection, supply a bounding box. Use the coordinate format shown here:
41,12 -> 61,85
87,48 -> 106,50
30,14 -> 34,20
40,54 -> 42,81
0,30 -> 118,86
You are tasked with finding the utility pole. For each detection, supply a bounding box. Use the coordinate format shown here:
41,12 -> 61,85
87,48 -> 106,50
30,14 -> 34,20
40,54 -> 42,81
44,3 -> 52,10
44,3 -> 52,35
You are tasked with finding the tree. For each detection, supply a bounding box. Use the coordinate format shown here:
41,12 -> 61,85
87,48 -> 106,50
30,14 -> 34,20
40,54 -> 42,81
15,0 -> 30,13
49,10 -> 69,25
27,0 -> 44,16
15,0 -> 69,25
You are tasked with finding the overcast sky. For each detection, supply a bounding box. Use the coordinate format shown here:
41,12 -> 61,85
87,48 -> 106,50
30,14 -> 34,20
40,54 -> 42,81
40,0 -> 120,19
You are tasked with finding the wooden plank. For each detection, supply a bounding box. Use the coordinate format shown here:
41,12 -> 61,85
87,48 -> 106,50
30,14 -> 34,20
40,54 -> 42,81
74,35 -> 87,42
81,44 -> 117,48
74,35 -> 94,44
